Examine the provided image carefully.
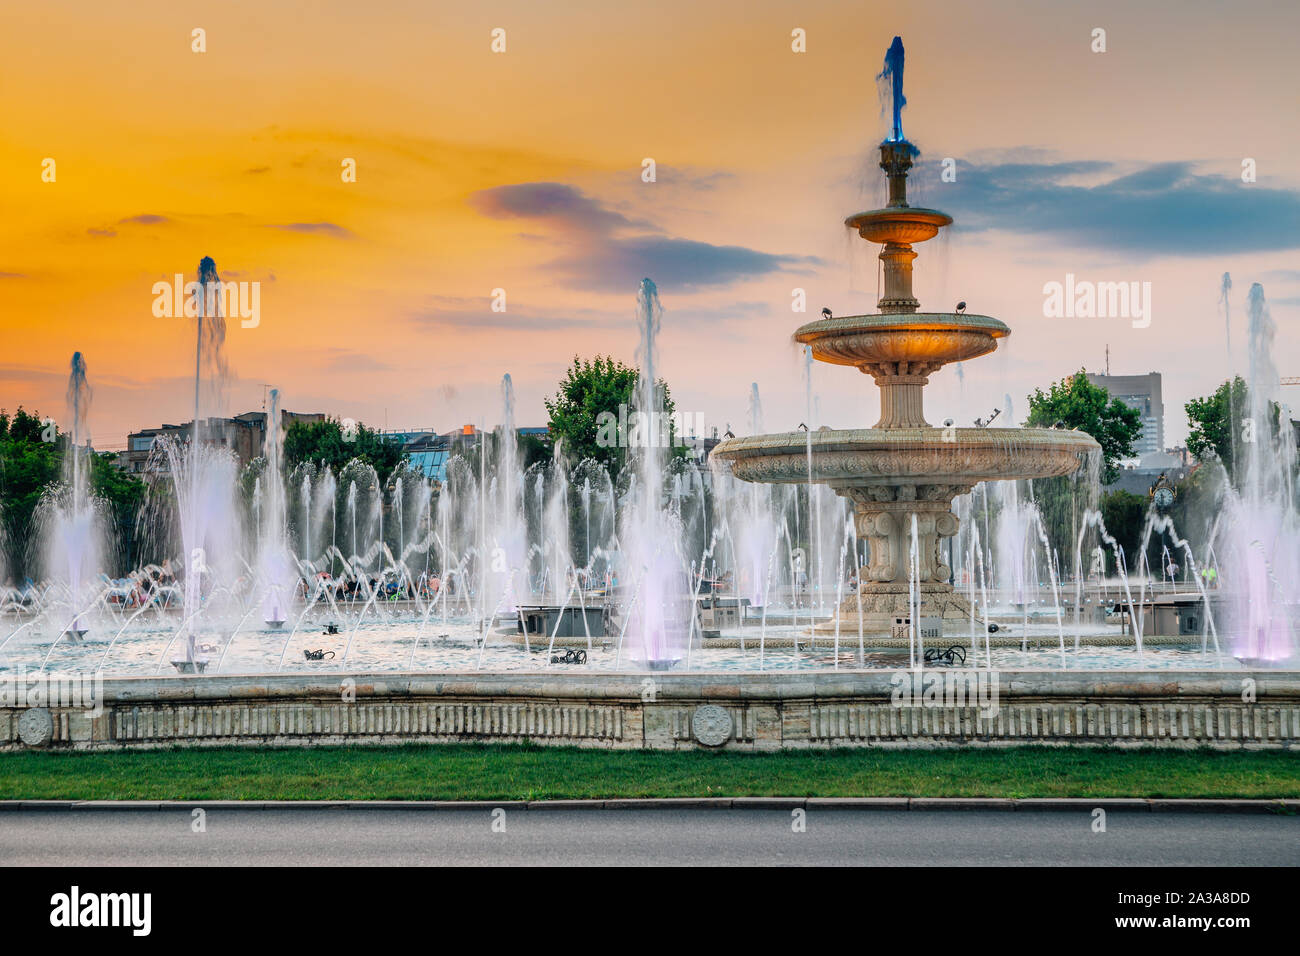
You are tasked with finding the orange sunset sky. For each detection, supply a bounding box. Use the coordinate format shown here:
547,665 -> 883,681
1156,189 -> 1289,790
1,0 -> 1298,450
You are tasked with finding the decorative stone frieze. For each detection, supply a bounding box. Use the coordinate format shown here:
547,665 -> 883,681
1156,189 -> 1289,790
2,673 -> 1296,753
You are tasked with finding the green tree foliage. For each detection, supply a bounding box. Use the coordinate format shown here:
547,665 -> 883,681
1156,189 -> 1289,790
89,452 -> 146,573
1162,464 -> 1225,567
1098,489 -> 1149,574
1025,370 -> 1142,484
518,432 -> 553,472
1182,376 -> 1290,488
1027,476 -> 1076,576
544,355 -> 686,482
0,407 -> 147,581
282,418 -> 405,484
0,408 -> 61,580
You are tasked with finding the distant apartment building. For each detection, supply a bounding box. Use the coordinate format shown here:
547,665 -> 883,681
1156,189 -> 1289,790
1085,371 -> 1164,460
121,409 -> 325,476
380,429 -> 451,483
384,425 -> 551,484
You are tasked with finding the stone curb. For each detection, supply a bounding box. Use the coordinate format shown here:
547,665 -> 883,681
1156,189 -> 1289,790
910,797 -> 1017,811
0,798 -> 1295,812
1012,798 -> 1151,811
806,797 -> 910,810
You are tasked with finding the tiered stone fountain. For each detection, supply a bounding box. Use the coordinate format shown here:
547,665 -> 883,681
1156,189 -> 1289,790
713,41 -> 1099,631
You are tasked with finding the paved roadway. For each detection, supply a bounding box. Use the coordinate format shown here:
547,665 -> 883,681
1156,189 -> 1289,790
3,808 -> 1298,865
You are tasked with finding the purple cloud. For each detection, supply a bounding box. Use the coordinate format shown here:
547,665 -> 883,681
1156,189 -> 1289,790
469,183 -> 646,234
267,222 -> 354,239
467,181 -> 819,290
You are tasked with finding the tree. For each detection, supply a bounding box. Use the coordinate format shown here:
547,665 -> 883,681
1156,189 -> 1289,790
1025,370 -> 1142,484
0,407 -> 147,580
0,408 -> 61,581
1098,489 -> 1149,574
518,432 -> 553,472
1182,376 -> 1289,488
1162,462 -> 1224,568
544,355 -> 686,481
89,451 -> 146,573
282,417 -> 406,483
1185,376 -> 1246,481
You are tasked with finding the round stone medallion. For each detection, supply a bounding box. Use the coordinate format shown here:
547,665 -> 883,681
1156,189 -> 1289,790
17,707 -> 54,748
692,705 -> 733,747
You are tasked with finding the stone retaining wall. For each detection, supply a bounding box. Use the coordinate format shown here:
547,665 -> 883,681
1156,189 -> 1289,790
2,671 -> 1297,751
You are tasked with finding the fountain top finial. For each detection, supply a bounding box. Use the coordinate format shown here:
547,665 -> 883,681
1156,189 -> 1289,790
839,38 -> 952,314
880,36 -> 907,145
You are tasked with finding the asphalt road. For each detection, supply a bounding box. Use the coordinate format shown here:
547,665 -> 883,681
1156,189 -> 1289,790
3,808 -> 1298,865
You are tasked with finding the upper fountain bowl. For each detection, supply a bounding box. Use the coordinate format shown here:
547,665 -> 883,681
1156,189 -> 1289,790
794,312 -> 1009,372
846,207 -> 953,245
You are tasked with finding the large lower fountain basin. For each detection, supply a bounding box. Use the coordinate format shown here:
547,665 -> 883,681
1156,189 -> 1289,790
712,426 -> 1097,488
715,426 -> 1100,626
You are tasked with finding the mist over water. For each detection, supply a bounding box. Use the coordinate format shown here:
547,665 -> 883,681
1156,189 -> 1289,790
34,353 -> 105,639
258,389 -> 294,625
620,278 -> 691,665
1218,283 -> 1298,658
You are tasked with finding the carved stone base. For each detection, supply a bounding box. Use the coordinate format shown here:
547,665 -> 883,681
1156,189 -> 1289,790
824,583 -> 975,633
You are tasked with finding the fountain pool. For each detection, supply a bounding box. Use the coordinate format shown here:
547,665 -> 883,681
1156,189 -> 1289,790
0,37 -> 1295,754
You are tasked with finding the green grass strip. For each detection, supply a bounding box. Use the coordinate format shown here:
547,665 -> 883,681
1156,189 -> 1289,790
1,744 -> 1297,801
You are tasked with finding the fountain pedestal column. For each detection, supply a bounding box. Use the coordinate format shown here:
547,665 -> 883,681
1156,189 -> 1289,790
864,360 -> 942,429
836,483 -> 972,626
878,243 -> 920,314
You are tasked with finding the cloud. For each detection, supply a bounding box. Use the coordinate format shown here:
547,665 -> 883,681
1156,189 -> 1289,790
266,222 -> 354,238
0,364 -> 62,384
649,165 -> 735,191
410,294 -> 775,331
552,236 -> 819,292
222,269 -> 277,282
409,295 -> 613,332
0,363 -> 141,393
918,156 -> 1300,256
467,181 -> 819,290
86,214 -> 169,238
317,350 -> 392,372
959,160 -> 1111,185
244,166 -> 271,175
0,271 -> 27,279
469,182 -> 645,234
